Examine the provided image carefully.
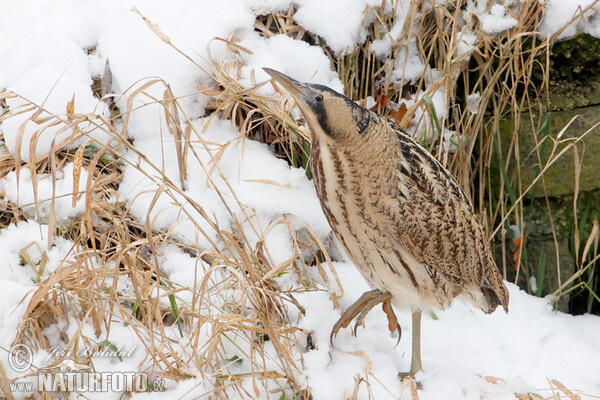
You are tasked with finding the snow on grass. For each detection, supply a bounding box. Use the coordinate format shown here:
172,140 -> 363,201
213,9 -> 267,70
0,0 -> 108,161
471,3 -> 518,35
118,114 -> 328,256
0,221 -> 75,343
1,66 -> 104,161
1,162 -> 88,222
292,0 -> 382,54
240,34 -> 344,96
285,262 -> 600,399
1,0 -> 600,399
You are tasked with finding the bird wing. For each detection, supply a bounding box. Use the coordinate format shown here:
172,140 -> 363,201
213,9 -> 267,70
374,130 -> 508,311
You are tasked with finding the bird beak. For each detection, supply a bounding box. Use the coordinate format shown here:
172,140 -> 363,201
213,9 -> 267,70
263,68 -> 311,105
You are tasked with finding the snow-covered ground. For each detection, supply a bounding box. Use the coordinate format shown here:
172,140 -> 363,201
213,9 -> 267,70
1,0 -> 600,399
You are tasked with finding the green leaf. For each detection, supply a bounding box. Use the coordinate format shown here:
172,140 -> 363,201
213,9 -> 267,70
160,279 -> 184,337
535,250 -> 546,297
98,339 -> 124,362
422,93 -> 441,138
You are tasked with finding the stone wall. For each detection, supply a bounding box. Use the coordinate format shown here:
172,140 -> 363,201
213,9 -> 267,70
492,34 -> 600,313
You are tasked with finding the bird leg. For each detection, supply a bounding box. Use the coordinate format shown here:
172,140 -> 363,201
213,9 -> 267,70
330,290 -> 401,345
399,311 -> 423,379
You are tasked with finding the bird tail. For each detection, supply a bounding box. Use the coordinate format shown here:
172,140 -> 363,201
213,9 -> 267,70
481,285 -> 509,313
480,269 -> 510,313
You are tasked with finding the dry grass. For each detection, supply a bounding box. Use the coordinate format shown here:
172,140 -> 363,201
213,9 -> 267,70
254,0 -> 600,310
0,74 -> 336,398
1,0 -> 599,398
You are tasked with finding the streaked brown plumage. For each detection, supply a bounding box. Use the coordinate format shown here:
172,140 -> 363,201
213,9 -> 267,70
264,68 -> 509,376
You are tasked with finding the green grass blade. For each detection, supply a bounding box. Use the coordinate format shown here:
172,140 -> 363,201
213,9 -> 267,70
536,250 -> 546,297
492,133 -> 517,205
160,279 -> 184,337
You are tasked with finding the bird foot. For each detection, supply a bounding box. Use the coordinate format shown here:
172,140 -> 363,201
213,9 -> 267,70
399,373 -> 423,390
381,297 -> 402,347
398,368 -> 423,380
330,290 -> 401,345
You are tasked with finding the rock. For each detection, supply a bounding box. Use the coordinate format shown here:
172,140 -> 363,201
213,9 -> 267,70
525,189 -> 600,237
546,34 -> 600,111
493,189 -> 600,313
494,235 -> 575,313
489,33 -> 600,314
495,104 -> 600,198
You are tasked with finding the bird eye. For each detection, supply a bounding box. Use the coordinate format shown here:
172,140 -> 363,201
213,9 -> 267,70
315,94 -> 324,102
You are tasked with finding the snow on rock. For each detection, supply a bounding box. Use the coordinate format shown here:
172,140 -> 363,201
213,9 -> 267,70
539,0 -> 600,40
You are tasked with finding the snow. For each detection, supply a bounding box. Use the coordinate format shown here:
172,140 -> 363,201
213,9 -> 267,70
530,276 -> 538,294
473,3 -> 518,35
1,162 -> 88,222
389,36 -> 426,85
456,30 -> 479,58
240,34 -> 344,95
0,221 -> 75,343
1,0 -> 600,399
539,0 -> 600,40
1,67 -> 104,161
292,0 -> 382,54
466,92 -> 482,114
298,264 -> 600,399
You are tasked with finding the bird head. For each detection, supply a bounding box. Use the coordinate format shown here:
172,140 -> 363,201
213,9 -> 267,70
264,68 -> 372,144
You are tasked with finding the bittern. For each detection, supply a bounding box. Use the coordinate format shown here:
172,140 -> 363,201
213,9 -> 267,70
264,68 -> 509,377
